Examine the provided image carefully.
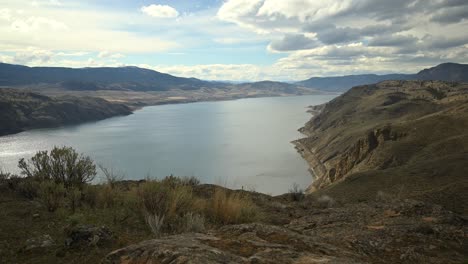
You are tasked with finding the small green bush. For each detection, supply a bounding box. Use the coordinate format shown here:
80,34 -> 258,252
39,181 -> 66,212
18,146 -> 96,189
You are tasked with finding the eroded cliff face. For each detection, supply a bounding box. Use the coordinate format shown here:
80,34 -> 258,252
295,81 -> 468,214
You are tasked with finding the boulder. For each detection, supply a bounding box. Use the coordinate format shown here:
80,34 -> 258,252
102,224 -> 362,264
24,234 -> 55,252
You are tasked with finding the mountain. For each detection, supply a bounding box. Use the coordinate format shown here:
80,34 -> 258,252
0,88 -> 131,136
294,80 -> 468,215
296,73 -> 412,92
416,62 -> 468,81
0,63 -> 217,91
297,63 -> 468,92
0,63 -> 314,94
235,80 -> 314,94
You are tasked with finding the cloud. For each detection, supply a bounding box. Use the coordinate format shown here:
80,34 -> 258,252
268,34 -> 319,52
141,4 -> 179,18
430,5 -> 468,24
0,2 -> 178,53
150,64 -> 265,81
98,51 -> 125,59
217,0 -> 468,79
3,47 -> 54,65
369,34 -> 419,47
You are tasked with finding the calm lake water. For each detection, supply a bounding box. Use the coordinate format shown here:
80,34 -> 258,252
0,95 -> 335,194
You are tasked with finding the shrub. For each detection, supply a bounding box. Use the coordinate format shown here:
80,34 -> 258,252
6,175 -> 22,191
138,181 -> 170,217
99,165 -> 124,189
182,213 -> 205,233
0,170 -> 10,181
161,175 -> 200,188
17,178 -> 40,199
209,189 -> 258,225
81,184 -> 99,208
39,181 -> 66,212
167,185 -> 194,220
98,185 -> 122,209
138,179 -> 198,234
68,188 -> 82,213
145,214 -> 165,237
18,146 -> 96,189
0,170 -> 11,190
288,183 -> 305,202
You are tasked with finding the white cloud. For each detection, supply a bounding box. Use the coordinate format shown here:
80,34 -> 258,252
0,8 -> 12,21
98,51 -> 125,59
141,4 -> 179,18
31,0 -> 62,7
217,0 -> 468,79
0,2 -> 178,53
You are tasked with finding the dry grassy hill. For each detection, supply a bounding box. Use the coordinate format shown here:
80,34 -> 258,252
295,80 -> 468,216
0,89 -> 132,136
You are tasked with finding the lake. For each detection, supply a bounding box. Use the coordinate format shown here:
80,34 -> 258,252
0,94 -> 335,195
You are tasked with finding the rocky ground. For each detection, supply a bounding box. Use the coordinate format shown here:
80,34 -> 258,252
2,181 -> 466,264
103,194 -> 467,264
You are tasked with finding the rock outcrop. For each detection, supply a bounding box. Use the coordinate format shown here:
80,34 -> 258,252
102,199 -> 467,263
294,80 -> 468,215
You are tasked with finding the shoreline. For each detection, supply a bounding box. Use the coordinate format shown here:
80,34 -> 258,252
1,92 -> 335,137
292,103 -> 328,193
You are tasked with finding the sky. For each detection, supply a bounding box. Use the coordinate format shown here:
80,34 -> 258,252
0,0 -> 467,81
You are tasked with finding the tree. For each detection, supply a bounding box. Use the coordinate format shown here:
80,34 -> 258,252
18,146 -> 96,189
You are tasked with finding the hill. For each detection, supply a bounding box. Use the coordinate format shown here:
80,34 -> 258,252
0,63 -> 313,94
294,80 -> 468,215
0,89 -> 132,136
417,62 -> 468,81
0,63 -> 220,91
297,63 -> 468,92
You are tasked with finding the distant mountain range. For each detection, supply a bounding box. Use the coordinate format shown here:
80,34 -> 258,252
0,63 -> 220,91
0,62 -> 467,93
296,63 -> 468,92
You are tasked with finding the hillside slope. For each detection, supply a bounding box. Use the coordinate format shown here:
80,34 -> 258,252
0,89 -> 132,136
294,80 -> 468,215
297,63 -> 468,92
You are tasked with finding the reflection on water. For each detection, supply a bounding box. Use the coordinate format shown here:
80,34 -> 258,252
0,95 -> 335,194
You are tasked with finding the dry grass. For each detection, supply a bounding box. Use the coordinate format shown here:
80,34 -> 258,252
209,189 -> 259,225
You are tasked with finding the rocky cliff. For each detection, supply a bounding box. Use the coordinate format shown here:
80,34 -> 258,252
295,80 -> 468,215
